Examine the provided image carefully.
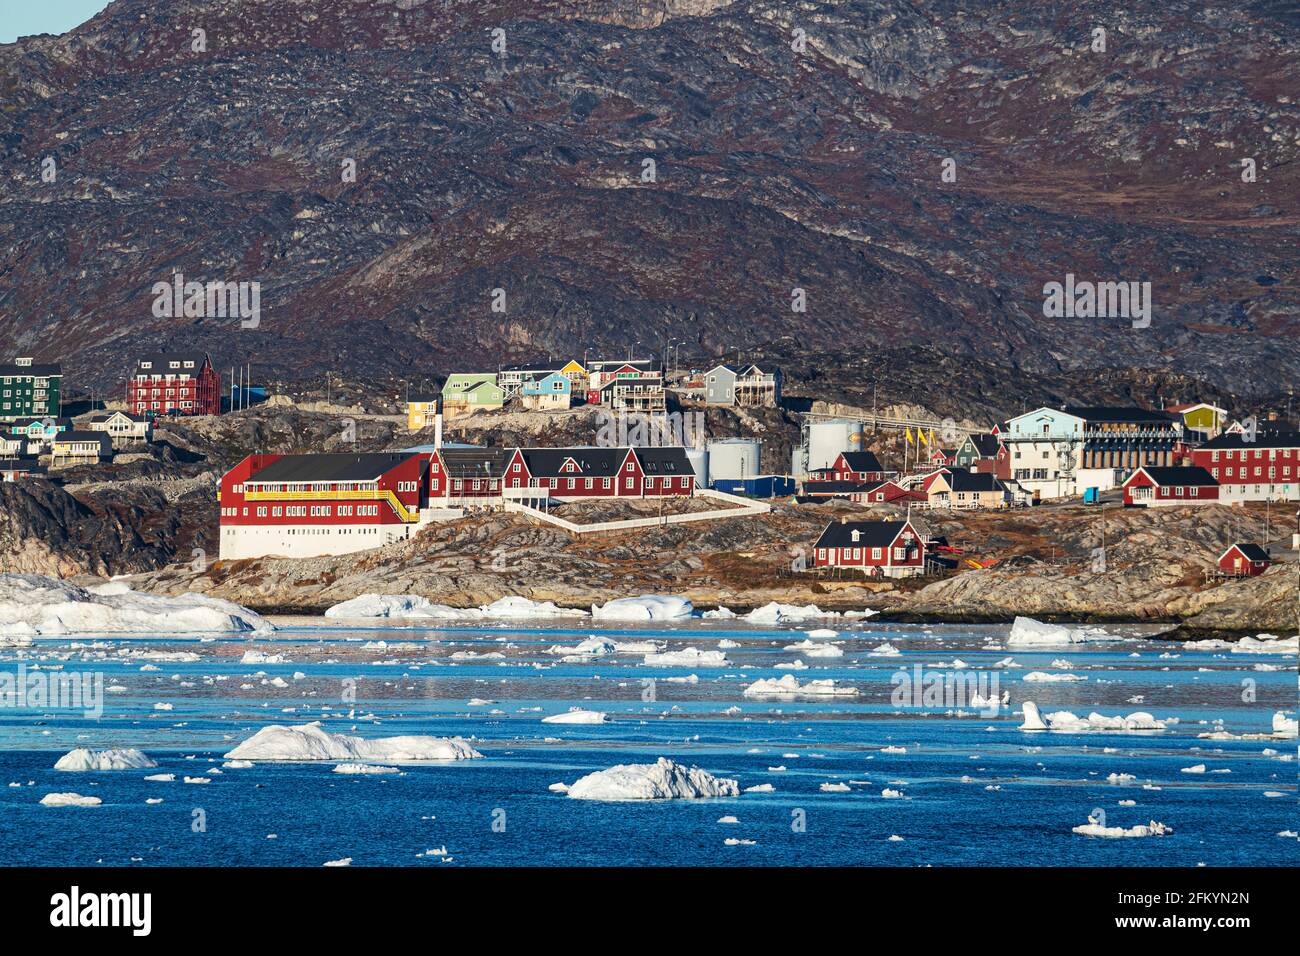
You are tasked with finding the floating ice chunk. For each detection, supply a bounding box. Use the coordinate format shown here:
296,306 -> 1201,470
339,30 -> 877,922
325,594 -> 444,618
744,602 -> 838,625
1021,701 -> 1168,732
742,675 -> 859,698
565,757 -> 738,800
1019,701 -> 1048,730
241,650 -> 287,664
1072,818 -> 1172,838
144,773 -> 175,782
1023,671 -> 1087,682
479,596 -> 586,619
1107,773 -> 1137,784
702,606 -> 737,620
323,858 -> 352,867
40,792 -> 101,807
724,838 -> 756,846
54,748 -> 157,771
224,722 -> 483,762
805,628 -> 838,639
743,783 -> 774,793
717,815 -> 740,824
592,595 -> 693,621
1007,616 -> 1108,646
1180,764 -> 1207,774
820,782 -> 851,792
868,642 -> 901,657
1273,712 -> 1298,738
546,637 -> 616,659
881,788 -> 905,799
542,709 -> 610,724
643,647 -> 728,667
332,763 -> 399,774
783,639 -> 843,658
0,574 -> 271,636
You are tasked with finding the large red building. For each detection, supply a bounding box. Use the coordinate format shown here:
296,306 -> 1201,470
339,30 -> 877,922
811,518 -> 925,578
219,445 -> 697,560
127,352 -> 221,416
1190,431 -> 1300,503
1121,466 -> 1220,506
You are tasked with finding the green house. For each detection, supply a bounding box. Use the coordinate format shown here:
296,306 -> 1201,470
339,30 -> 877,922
441,373 -> 504,411
0,358 -> 62,420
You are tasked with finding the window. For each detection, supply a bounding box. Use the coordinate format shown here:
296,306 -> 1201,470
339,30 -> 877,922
625,477 -> 633,489
871,547 -> 882,560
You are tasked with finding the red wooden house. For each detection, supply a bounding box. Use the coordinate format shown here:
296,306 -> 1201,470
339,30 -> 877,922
1122,466 -> 1220,506
127,352 -> 221,416
811,517 -> 926,578
1217,543 -> 1270,577
855,480 -> 927,505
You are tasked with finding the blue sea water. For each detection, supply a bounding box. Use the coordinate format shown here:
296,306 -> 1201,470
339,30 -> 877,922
0,619 -> 1295,866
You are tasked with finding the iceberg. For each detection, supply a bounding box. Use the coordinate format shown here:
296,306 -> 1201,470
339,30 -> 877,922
744,602 -> 835,625
40,792 -> 102,807
1272,712 -> 1297,738
565,757 -> 739,800
541,709 -> 610,724
224,722 -> 483,762
1007,616 -> 1094,646
54,748 -> 157,771
643,647 -> 729,667
0,574 -> 271,636
783,639 -> 844,658
325,593 -> 586,621
1020,701 -> 1168,732
1022,671 -> 1087,682
742,675 -> 859,698
592,595 -> 694,621
1072,818 -> 1172,838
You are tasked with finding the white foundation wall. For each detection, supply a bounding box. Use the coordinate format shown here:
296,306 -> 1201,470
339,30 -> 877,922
1217,482 -> 1299,503
218,522 -> 414,560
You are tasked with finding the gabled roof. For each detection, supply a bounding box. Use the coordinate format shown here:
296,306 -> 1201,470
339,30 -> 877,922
838,450 -> 885,473
1063,406 -> 1180,425
437,447 -> 512,478
1168,402 -> 1227,415
588,358 -> 661,373
937,471 -> 1003,492
1201,431 -> 1300,450
133,353 -> 210,373
1221,543 -> 1269,563
248,453 -> 420,483
9,417 -> 71,429
705,363 -> 741,376
802,480 -> 875,494
88,411 -> 149,423
0,362 -> 61,376
1128,466 -> 1218,487
53,431 -> 112,451
520,446 -> 630,478
814,520 -> 915,550
635,447 -> 692,476
964,434 -> 1001,457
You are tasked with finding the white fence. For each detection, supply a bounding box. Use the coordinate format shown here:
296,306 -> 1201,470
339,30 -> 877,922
505,487 -> 768,535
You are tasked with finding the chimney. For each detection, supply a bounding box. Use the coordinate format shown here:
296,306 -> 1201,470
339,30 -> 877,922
840,516 -> 847,524
434,405 -> 443,450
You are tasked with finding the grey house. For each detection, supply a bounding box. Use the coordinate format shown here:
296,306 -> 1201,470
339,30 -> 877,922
704,363 -> 782,407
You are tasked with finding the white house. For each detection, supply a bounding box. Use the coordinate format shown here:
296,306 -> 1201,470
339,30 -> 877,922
1000,407 -> 1085,500
86,411 -> 152,445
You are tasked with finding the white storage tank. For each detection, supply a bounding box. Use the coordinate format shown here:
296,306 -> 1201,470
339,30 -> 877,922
686,447 -> 709,487
807,419 -> 863,473
707,438 -> 761,483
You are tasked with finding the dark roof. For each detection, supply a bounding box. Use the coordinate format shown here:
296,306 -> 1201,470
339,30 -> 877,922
249,453 -> 420,483
133,353 -> 211,373
520,446 -> 629,478
635,447 -> 692,475
87,412 -> 149,423
0,362 -> 61,376
803,479 -> 876,494
588,358 -> 661,373
965,434 -> 1001,457
437,447 -> 512,478
941,471 -> 1003,492
1224,543 -> 1270,563
8,417 -> 71,429
839,451 -> 885,473
1201,431 -> 1300,450
407,392 -> 439,404
53,431 -> 112,451
0,458 -> 44,472
1064,406 -> 1179,425
814,520 -> 914,550
1133,466 -> 1218,487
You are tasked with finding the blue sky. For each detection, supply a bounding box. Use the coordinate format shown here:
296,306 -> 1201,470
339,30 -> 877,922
0,1 -> 111,43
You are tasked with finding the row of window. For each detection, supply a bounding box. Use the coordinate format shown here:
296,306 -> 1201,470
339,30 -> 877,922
1211,466 -> 1291,479
1209,448 -> 1296,461
817,547 -> 911,562
222,504 -> 382,517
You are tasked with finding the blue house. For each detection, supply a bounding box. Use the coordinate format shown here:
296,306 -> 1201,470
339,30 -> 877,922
520,371 -> 572,410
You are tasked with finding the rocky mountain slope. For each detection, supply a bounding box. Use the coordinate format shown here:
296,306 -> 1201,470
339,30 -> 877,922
2,0 -> 1296,393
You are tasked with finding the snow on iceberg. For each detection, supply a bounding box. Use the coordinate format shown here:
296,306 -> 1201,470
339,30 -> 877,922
783,639 -> 844,658
54,748 -> 157,771
742,675 -> 859,698
643,646 -> 728,667
541,709 -> 610,724
1231,634 -> 1298,655
325,593 -> 587,620
1273,712 -> 1298,738
40,792 -> 102,807
1072,817 -> 1172,839
478,596 -> 586,619
224,722 -> 482,762
0,574 -> 272,636
591,595 -> 694,621
1006,616 -> 1103,646
744,602 -> 835,625
564,757 -> 739,800
1019,701 -> 1048,730
1019,701 -> 1168,732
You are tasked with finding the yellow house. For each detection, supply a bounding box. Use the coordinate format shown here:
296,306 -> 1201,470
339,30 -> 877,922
1168,402 -> 1227,437
407,394 -> 439,432
558,359 -> 588,392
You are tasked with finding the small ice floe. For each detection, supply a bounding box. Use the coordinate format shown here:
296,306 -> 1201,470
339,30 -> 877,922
820,782 -> 851,792
783,639 -> 844,658
1273,712 -> 1298,739
880,788 -> 905,799
144,773 -> 175,782
1180,764 -> 1207,774
1019,701 -> 1168,732
1007,616 -> 1111,647
743,783 -> 774,793
724,838 -> 756,846
717,639 -> 740,649
224,722 -> 483,762
153,703 -> 173,711
323,857 -> 352,867
887,835 -> 904,842
702,606 -> 737,620
592,595 -> 693,622
1106,773 -> 1137,784
145,798 -> 163,805
868,642 -> 901,657
241,650 -> 287,664
542,709 -> 610,724
742,675 -> 858,698
880,746 -> 906,754
1072,815 -> 1172,839
1263,791 -> 1287,798
326,594 -> 586,621
1022,671 -> 1087,683
775,660 -> 808,670
183,776 -> 210,784
717,815 -> 740,824
563,757 -> 739,800
40,792 -> 101,807
54,748 -> 156,771
546,638 -> 616,661
643,647 -> 729,667
805,628 -> 838,639
332,763 -> 399,775
548,782 -> 570,793
744,602 -> 838,625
